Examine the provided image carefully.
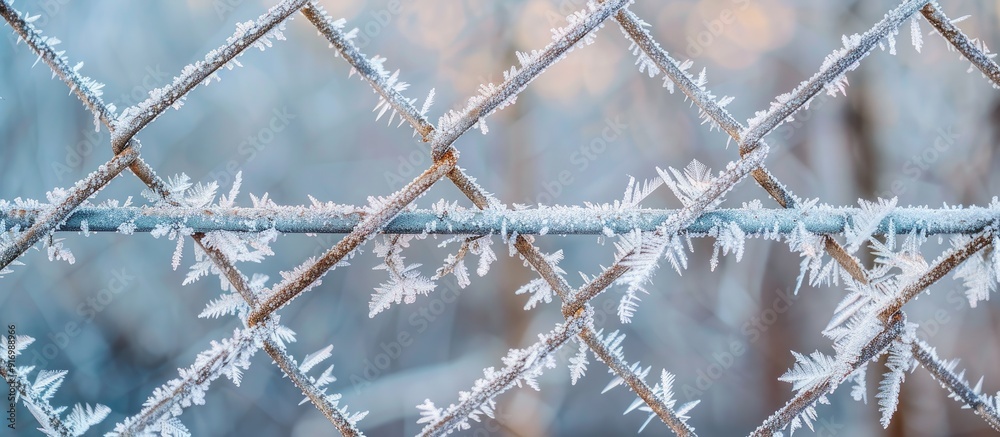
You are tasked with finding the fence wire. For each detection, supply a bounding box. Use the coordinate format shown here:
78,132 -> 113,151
1,0 -> 999,436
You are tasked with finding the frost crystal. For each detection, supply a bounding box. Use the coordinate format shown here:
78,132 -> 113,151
659,160 -> 713,207
876,338 -> 914,428
370,235 -> 436,317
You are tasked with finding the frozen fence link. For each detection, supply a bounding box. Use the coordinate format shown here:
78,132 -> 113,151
2,0 -> 1000,434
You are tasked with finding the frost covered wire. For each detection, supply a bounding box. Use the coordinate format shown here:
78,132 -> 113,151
613,7 -> 870,284
879,231 -> 993,319
0,360 -> 73,436
430,0 -> 633,158
264,342 -> 366,437
301,3 -> 434,141
112,0 -> 308,149
515,239 -> 697,436
291,7 -> 695,430
416,309 -> 592,437
246,0 -> 628,324
108,324 -> 267,436
920,3 -> 1000,87
0,0 -> 155,196
4,205 -> 1000,236
578,328 -> 697,436
311,6 -> 698,431
0,6 -> 362,432
420,139 -> 767,435
911,339 -> 1000,431
0,1 -> 113,128
268,1 -> 1000,430
740,0 -> 931,149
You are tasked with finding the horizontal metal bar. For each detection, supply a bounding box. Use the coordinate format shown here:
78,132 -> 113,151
0,205 -> 996,236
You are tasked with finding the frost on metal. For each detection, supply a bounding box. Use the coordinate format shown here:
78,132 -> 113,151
2,0 -> 1000,435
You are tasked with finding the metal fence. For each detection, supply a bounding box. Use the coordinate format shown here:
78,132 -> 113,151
1,0 -> 999,435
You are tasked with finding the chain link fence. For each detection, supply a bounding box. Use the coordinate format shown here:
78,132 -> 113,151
1,0 -> 999,435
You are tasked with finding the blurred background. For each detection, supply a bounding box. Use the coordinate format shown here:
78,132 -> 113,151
2,0 -> 1000,435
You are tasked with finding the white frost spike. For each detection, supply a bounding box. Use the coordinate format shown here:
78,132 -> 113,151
627,369 -> 696,433
993,234 -> 1000,285
515,250 -> 564,310
473,237 -> 497,277
568,341 -> 589,385
300,345 -> 334,373
617,287 -> 644,324
877,339 -> 914,428
844,197 -> 897,253
419,88 -> 436,117
44,236 -> 75,265
910,17 -> 922,53
850,365 -> 869,404
951,234 -> 996,308
416,399 -> 444,425
824,290 -> 872,335
616,232 -> 688,323
779,350 -> 836,393
658,160 -> 713,207
516,278 -> 554,310
65,404 -> 112,436
433,244 -> 471,289
370,235 -> 436,317
199,293 -> 247,319
619,175 -> 663,210
950,15 -> 971,25
287,343 -> 363,422
218,171 -> 242,208
710,221 -> 746,271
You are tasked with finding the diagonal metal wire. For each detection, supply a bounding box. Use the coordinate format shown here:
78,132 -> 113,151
1,0 -> 999,435
911,338 -> 1000,431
